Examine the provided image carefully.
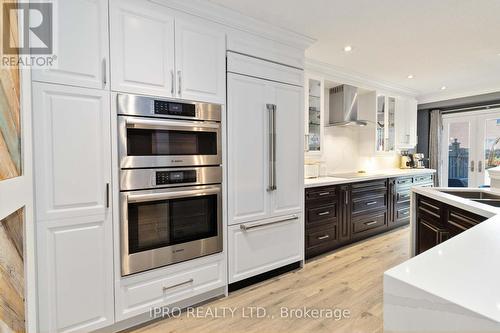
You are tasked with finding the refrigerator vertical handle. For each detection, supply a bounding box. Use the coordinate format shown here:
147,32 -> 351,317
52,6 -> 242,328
267,104 -> 277,191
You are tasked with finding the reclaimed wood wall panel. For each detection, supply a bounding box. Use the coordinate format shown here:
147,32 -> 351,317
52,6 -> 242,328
0,208 -> 25,333
0,0 -> 21,180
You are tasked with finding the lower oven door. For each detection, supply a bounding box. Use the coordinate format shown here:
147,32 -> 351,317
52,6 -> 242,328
118,116 -> 222,168
120,185 -> 222,276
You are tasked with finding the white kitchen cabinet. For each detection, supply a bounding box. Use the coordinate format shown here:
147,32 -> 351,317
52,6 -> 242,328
175,18 -> 226,103
37,215 -> 114,333
395,98 -> 418,149
110,0 -> 226,103
228,215 -> 302,283
32,82 -> 111,221
33,82 -> 114,332
305,76 -> 324,153
32,0 -> 109,89
110,0 -> 175,97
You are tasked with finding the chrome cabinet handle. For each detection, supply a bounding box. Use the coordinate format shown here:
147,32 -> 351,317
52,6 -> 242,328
170,70 -> 175,96
318,192 -> 330,196
366,201 -> 377,206
478,160 -> 483,173
365,221 -> 378,226
163,278 -> 194,292
240,215 -> 298,231
317,235 -> 330,240
102,58 -> 107,86
318,211 -> 330,216
266,104 -> 277,191
471,160 -> 475,172
177,70 -> 182,96
344,191 -> 349,205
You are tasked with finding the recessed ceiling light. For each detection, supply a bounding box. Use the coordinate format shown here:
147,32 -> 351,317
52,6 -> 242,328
407,75 -> 414,79
344,45 -> 352,52
441,86 -> 447,90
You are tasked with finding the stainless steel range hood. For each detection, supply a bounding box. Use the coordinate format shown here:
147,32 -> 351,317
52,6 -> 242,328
328,84 -> 369,127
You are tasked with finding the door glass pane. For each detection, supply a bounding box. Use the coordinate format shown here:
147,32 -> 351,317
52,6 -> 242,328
128,195 -> 218,254
447,122 -> 470,187
127,129 -> 217,156
483,118 -> 500,186
308,79 -> 321,151
387,97 -> 396,151
376,96 -> 385,151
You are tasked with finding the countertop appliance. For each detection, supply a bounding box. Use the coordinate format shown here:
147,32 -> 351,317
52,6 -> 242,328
400,152 -> 412,169
328,84 -> 370,127
120,166 -> 223,276
117,94 -> 222,169
412,153 -> 426,169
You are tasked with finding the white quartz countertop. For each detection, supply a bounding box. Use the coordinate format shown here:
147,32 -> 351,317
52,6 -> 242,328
304,168 -> 435,188
385,186 -> 500,324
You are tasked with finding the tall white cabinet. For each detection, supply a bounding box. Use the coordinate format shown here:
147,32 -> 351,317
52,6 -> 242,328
110,0 -> 225,103
227,53 -> 304,283
33,83 -> 114,332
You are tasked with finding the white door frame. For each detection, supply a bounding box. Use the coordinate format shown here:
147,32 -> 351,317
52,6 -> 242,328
442,108 -> 500,187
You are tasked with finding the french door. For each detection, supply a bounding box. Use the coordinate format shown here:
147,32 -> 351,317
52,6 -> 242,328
442,109 -> 500,187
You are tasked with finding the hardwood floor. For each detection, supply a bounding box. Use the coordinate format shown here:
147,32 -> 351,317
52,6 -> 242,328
132,226 -> 410,333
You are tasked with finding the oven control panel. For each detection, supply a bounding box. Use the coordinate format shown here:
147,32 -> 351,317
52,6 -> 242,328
154,100 -> 196,117
156,170 -> 197,185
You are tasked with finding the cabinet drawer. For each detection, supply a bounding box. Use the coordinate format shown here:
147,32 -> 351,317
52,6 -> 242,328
447,207 -> 486,232
228,215 -> 302,283
417,195 -> 442,224
352,194 -> 386,214
117,257 -> 225,320
414,174 -> 433,184
396,190 -> 411,203
351,179 -> 387,197
352,212 -> 387,235
396,177 -> 413,188
396,207 -> 410,220
306,225 -> 338,249
307,204 -> 337,226
306,187 -> 337,201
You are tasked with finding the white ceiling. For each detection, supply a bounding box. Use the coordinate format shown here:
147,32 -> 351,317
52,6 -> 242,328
209,0 -> 500,102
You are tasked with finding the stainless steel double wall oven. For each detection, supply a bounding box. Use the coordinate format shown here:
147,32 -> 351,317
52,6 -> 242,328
118,94 -> 223,276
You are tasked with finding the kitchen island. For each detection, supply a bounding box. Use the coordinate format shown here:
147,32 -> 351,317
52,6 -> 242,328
384,186 -> 500,332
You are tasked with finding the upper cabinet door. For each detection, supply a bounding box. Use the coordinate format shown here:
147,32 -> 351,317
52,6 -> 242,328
272,83 -> 303,216
32,0 -> 109,89
110,0 -> 175,97
175,18 -> 226,103
395,97 -> 418,149
32,82 -> 111,221
227,73 -> 271,225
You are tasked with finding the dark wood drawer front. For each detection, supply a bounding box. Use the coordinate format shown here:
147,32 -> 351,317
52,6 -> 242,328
396,207 -> 410,220
447,207 -> 486,232
307,204 -> 337,226
396,190 -> 411,203
352,194 -> 386,214
414,175 -> 433,184
306,187 -> 336,201
417,196 -> 442,224
351,179 -> 387,198
352,212 -> 387,234
307,226 -> 338,248
396,177 -> 413,188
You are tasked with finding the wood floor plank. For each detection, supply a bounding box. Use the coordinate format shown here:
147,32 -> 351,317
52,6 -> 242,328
131,227 -> 410,333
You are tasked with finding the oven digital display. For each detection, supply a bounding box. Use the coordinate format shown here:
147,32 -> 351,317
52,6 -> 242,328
154,100 -> 196,117
156,170 -> 197,185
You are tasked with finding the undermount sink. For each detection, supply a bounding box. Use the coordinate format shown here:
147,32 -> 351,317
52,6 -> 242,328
440,190 -> 500,200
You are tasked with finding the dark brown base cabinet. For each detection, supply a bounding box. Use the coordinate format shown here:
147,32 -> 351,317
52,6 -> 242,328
305,174 -> 434,259
415,194 -> 487,254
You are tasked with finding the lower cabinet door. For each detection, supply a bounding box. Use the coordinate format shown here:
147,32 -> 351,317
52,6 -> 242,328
417,219 -> 449,254
228,215 -> 303,283
37,215 -> 114,333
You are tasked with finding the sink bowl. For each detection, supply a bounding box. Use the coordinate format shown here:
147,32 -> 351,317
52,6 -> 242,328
440,190 -> 500,200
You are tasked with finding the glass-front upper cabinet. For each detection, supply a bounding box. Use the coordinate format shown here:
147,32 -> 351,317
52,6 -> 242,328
305,77 -> 324,153
376,95 -> 396,152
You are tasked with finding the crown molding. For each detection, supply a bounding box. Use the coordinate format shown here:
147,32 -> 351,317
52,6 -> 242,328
305,58 -> 420,98
417,84 -> 500,104
149,0 -> 316,50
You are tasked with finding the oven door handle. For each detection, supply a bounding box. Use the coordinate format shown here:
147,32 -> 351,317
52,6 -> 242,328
127,187 -> 220,203
125,117 -> 220,131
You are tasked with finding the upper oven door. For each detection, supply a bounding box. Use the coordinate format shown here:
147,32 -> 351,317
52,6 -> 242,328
120,185 -> 223,276
118,116 -> 222,168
